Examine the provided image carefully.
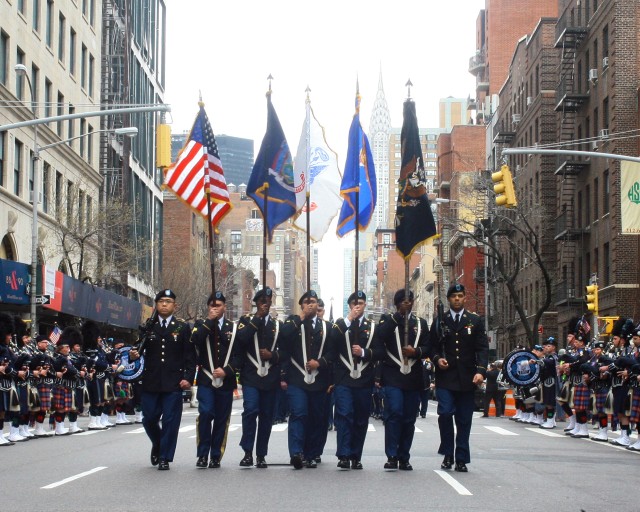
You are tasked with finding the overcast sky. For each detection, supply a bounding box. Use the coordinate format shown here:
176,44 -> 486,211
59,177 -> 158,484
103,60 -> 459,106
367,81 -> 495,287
164,0 -> 486,308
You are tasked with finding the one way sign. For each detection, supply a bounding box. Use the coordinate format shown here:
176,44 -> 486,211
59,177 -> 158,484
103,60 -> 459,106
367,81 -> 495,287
35,295 -> 51,305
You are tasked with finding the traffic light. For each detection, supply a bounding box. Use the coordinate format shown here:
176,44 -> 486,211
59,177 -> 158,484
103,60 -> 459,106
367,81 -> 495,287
156,124 -> 172,168
585,284 -> 599,316
491,164 -> 517,207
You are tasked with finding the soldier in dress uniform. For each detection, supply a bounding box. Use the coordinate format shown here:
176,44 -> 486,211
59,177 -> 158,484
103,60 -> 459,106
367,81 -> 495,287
280,290 -> 332,469
427,283 -> 489,473
326,290 -> 382,470
235,287 -> 283,468
191,291 -> 240,469
130,289 -> 195,471
377,289 -> 429,471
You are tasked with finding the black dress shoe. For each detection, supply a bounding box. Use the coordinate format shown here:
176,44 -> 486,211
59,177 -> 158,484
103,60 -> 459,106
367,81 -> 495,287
337,457 -> 350,469
454,461 -> 468,472
441,455 -> 453,470
208,457 -> 220,469
305,459 -> 317,469
384,457 -> 398,470
351,459 -> 363,470
196,456 -> 208,468
291,453 -> 304,469
399,461 -> 413,471
239,451 -> 254,467
150,446 -> 160,467
157,459 -> 170,471
314,456 -> 321,463
256,457 -> 267,469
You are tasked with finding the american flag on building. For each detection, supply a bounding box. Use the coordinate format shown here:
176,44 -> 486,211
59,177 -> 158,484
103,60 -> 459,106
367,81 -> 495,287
164,105 -> 232,227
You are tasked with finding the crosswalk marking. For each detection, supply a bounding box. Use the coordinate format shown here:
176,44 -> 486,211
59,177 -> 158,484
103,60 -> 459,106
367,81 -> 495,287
42,467 -> 107,489
367,424 -> 376,432
484,426 -> 518,436
434,470 -> 473,496
124,427 -> 146,434
178,425 -> 196,433
272,423 -> 288,432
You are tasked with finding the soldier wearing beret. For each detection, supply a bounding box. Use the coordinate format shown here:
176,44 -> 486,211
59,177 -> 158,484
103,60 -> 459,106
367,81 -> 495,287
130,289 -> 196,471
377,289 -> 429,471
280,289 -> 332,469
191,291 -> 240,469
326,290 -> 383,470
235,287 -> 283,468
427,283 -> 489,472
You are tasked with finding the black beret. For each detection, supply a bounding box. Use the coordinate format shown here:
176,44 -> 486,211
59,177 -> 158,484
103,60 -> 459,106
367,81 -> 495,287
253,287 -> 273,302
347,290 -> 366,304
393,289 -> 414,306
298,290 -> 318,305
446,283 -> 465,297
207,291 -> 226,304
542,336 -> 557,346
155,289 -> 176,302
593,340 -> 606,349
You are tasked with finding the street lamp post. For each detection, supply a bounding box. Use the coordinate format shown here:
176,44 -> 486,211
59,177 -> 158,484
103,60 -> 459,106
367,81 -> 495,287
15,64 -> 40,339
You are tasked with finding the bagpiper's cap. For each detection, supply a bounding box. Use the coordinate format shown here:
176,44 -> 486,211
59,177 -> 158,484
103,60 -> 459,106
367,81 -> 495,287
542,336 -> 557,346
58,327 -> 82,347
567,316 -> 581,336
347,290 -> 366,304
155,289 -> 176,302
35,335 -> 49,343
253,287 -> 273,302
632,323 -> 640,338
298,290 -> 318,305
532,344 -> 543,352
207,291 -> 226,304
447,283 -> 465,297
0,313 -> 15,340
575,332 -> 587,343
393,289 -> 414,306
593,340 -> 606,349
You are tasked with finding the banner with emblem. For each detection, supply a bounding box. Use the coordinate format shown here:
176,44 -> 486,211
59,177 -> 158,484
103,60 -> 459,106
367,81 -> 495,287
621,161 -> 640,235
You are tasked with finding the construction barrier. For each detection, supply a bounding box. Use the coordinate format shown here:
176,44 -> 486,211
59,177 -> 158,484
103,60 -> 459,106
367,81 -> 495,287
504,389 -> 517,417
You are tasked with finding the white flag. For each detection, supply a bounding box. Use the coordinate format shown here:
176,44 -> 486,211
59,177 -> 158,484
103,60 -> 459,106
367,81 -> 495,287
293,105 -> 342,242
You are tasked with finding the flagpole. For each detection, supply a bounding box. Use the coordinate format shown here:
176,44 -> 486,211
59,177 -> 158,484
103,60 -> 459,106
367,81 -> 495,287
354,82 -> 361,291
261,77 -> 274,290
305,88 -> 311,291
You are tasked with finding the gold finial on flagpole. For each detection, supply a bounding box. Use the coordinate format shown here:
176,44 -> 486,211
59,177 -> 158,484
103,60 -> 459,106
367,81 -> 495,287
198,89 -> 204,108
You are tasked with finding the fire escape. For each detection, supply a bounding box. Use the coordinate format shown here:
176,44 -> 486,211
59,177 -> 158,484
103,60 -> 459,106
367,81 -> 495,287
553,9 -> 589,308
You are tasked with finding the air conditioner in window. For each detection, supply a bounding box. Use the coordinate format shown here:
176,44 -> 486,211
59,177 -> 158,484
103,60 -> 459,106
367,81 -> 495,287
512,113 -> 522,124
591,140 -> 599,150
589,68 -> 598,82
602,57 -> 609,68
526,96 -> 533,106
599,128 -> 609,139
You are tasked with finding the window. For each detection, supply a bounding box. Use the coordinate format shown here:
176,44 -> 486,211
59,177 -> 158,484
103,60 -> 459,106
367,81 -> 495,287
31,64 -> 39,106
0,132 -> 4,187
18,0 -> 26,15
86,196 -> 92,228
87,124 -> 93,162
66,180 -> 73,226
79,119 -> 86,157
16,48 -> 25,100
0,31 -> 7,86
29,150 -> 35,199
251,209 -> 260,219
14,139 -> 23,196
594,178 -> 599,220
55,171 -> 62,218
69,28 -> 76,75
45,1 -> 53,47
42,162 -> 50,213
32,0 -> 40,31
58,13 -> 65,62
603,169 -> 610,214
88,54 -> 94,97
78,190 -> 84,232
603,97 -> 609,130
603,243 -> 610,286
603,25 -> 609,58
67,104 -> 75,144
56,92 -> 64,136
89,0 -> 96,26
426,152 -> 437,159
80,44 -> 87,88
585,184 -> 591,225
44,79 -> 52,119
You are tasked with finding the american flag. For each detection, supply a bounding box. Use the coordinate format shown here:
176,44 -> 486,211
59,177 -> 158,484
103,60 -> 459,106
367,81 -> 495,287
164,106 -> 232,226
578,315 -> 591,334
49,325 -> 62,344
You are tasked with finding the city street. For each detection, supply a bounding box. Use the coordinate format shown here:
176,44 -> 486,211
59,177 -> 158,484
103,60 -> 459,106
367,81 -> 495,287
2,398 -> 639,511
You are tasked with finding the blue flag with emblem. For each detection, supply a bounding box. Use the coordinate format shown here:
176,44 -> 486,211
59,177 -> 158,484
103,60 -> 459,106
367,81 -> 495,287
336,91 -> 377,237
248,94 -> 297,242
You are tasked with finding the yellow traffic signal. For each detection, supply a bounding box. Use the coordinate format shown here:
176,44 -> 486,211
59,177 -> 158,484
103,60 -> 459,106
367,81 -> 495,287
491,164 -> 518,208
585,284 -> 599,315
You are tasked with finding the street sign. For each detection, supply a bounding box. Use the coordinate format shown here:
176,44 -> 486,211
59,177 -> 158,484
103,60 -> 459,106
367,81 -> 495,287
35,295 -> 50,305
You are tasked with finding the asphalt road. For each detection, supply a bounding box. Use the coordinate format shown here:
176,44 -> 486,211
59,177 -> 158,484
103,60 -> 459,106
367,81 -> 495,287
2,400 -> 639,512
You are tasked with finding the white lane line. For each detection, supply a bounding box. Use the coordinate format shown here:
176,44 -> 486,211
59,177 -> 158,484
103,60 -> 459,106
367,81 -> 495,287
367,424 -> 376,432
124,427 -> 146,434
74,430 -> 105,436
414,427 -> 423,433
525,427 -> 564,438
179,425 -> 196,433
434,470 -> 473,496
42,467 -> 107,489
228,424 -> 241,432
231,410 -> 242,416
271,424 -> 288,432
484,426 -> 518,436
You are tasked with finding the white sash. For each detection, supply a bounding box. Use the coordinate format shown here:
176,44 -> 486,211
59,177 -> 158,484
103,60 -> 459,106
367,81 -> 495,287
340,320 -> 376,380
386,316 -> 421,375
202,321 -> 238,388
292,320 -> 327,384
246,318 -> 280,377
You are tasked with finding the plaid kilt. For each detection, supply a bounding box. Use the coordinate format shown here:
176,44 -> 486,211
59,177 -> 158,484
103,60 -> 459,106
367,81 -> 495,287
572,383 -> 590,411
630,388 -> 640,424
37,382 -> 52,410
52,386 -> 73,413
591,387 -> 608,415
114,380 -> 132,400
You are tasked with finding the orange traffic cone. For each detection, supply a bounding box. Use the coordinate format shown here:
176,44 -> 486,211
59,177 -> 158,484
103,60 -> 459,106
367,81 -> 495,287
504,389 -> 516,417
488,401 -> 496,417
